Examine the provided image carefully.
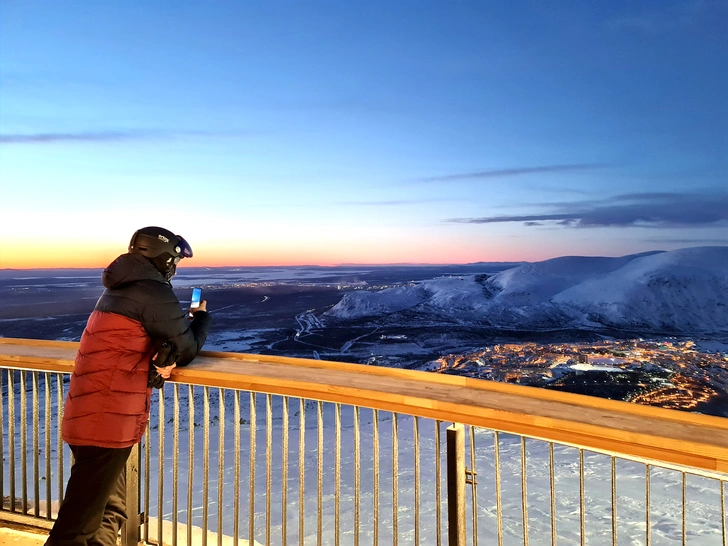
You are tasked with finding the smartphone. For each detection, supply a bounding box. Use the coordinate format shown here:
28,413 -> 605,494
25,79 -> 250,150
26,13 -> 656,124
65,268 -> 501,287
189,287 -> 202,317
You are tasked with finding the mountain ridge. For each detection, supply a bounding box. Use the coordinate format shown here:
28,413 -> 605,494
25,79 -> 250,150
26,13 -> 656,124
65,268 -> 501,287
324,246 -> 728,334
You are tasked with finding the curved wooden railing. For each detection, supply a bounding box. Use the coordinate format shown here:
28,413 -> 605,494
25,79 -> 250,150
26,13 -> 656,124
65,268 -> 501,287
2,337 -> 727,473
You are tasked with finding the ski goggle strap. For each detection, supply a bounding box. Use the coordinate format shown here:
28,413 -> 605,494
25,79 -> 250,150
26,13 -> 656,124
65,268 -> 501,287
175,235 -> 193,258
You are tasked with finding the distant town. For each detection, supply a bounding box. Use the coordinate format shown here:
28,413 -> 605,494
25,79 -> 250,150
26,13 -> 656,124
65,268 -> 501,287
430,339 -> 728,415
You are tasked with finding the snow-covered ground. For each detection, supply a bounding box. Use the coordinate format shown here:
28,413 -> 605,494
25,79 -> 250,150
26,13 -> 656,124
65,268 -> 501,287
2,376 -> 726,545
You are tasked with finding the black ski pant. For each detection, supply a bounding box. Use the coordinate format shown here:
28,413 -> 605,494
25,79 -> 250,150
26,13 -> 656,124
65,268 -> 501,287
45,445 -> 133,546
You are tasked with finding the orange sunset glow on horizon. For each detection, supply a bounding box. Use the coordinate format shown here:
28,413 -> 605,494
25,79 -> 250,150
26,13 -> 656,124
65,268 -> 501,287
0,230 -> 515,268
0,224 -> 530,269
0,244 -> 518,270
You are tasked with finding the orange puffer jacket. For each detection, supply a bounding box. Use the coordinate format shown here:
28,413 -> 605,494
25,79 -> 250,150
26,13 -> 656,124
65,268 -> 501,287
62,253 -> 211,448
63,311 -> 155,447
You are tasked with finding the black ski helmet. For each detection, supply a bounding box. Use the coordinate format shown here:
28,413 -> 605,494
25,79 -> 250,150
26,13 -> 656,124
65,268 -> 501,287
129,226 -> 193,280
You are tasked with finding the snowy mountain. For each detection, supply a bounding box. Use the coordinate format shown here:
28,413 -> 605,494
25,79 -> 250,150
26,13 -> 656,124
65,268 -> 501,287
324,247 -> 728,334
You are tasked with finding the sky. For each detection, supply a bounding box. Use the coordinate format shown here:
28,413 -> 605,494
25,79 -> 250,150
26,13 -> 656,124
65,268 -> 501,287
0,1 -> 726,268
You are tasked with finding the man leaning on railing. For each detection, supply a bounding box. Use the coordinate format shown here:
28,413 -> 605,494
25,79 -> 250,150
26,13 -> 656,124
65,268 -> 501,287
45,226 -> 212,546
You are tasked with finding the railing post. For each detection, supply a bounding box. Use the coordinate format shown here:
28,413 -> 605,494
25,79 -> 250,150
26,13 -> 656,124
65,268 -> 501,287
447,423 -> 466,546
122,444 -> 142,546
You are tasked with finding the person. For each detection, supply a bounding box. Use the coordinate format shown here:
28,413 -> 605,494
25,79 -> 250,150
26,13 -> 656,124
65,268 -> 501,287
46,226 -> 212,546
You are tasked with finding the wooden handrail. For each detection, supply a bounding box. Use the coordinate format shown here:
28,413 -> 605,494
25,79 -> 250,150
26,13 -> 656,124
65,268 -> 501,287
2,337 -> 727,473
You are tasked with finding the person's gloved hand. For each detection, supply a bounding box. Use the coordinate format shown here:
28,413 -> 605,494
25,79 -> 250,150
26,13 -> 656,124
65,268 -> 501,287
148,369 -> 166,390
148,341 -> 180,389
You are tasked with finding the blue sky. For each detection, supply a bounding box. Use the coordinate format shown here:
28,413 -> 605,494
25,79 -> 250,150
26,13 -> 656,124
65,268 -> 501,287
1,1 -> 726,267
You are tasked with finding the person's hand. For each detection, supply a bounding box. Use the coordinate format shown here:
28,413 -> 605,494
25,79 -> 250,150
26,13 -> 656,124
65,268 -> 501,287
156,362 -> 177,379
189,299 -> 208,316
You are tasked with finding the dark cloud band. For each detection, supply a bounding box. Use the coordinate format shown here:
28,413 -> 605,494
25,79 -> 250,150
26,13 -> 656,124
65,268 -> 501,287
447,192 -> 728,228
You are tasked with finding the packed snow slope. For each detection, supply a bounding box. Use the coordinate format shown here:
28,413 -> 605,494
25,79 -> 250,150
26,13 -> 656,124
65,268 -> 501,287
324,247 -> 728,334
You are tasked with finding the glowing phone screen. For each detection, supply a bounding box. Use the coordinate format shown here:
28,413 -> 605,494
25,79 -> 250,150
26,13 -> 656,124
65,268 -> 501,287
190,287 -> 202,308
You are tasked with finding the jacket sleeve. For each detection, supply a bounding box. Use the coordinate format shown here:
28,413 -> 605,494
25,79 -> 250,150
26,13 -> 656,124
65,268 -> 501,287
138,282 -> 212,366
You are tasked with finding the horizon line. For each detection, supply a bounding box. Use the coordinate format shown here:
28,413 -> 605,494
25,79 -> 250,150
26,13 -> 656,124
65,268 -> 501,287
0,260 -> 529,271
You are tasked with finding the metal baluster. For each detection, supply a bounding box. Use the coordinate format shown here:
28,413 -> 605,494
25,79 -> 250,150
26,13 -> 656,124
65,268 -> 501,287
392,413 -> 398,546
144,409 -> 151,543
520,436 -> 527,546
44,372 -> 51,519
9,370 -> 16,512
173,384 -> 180,546
282,396 -> 289,546
436,421 -> 442,546
299,398 -> 305,546
21,371 -> 28,513
579,449 -> 585,546
158,387 -> 165,546
645,464 -> 651,546
549,443 -> 556,546
188,384 -> 195,546
219,388 -> 226,546
32,372 -> 39,517
56,374 -> 64,509
266,394 -> 272,546
721,479 -> 726,546
414,417 -> 421,546
249,392 -> 257,546
203,386 -> 210,546
354,406 -> 361,546
234,391 -> 241,546
0,370 -> 4,512
470,426 -> 479,546
335,403 -> 341,546
682,472 -> 687,546
611,457 -> 617,546
494,431 -> 503,546
317,401 -> 323,546
373,409 -> 380,546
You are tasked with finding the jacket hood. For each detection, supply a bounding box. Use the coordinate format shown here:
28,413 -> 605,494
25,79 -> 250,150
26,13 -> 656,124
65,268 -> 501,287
102,253 -> 168,289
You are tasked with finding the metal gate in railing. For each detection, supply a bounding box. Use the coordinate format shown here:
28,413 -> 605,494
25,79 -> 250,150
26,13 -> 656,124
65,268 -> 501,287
3,367 -> 728,546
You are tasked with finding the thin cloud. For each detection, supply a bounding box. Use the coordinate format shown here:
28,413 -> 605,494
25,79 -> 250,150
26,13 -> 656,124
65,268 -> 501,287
413,164 -> 606,183
0,129 -> 240,144
446,191 -> 728,229
336,198 -> 447,206
606,0 -> 726,35
0,132 -> 141,143
641,237 -> 728,244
